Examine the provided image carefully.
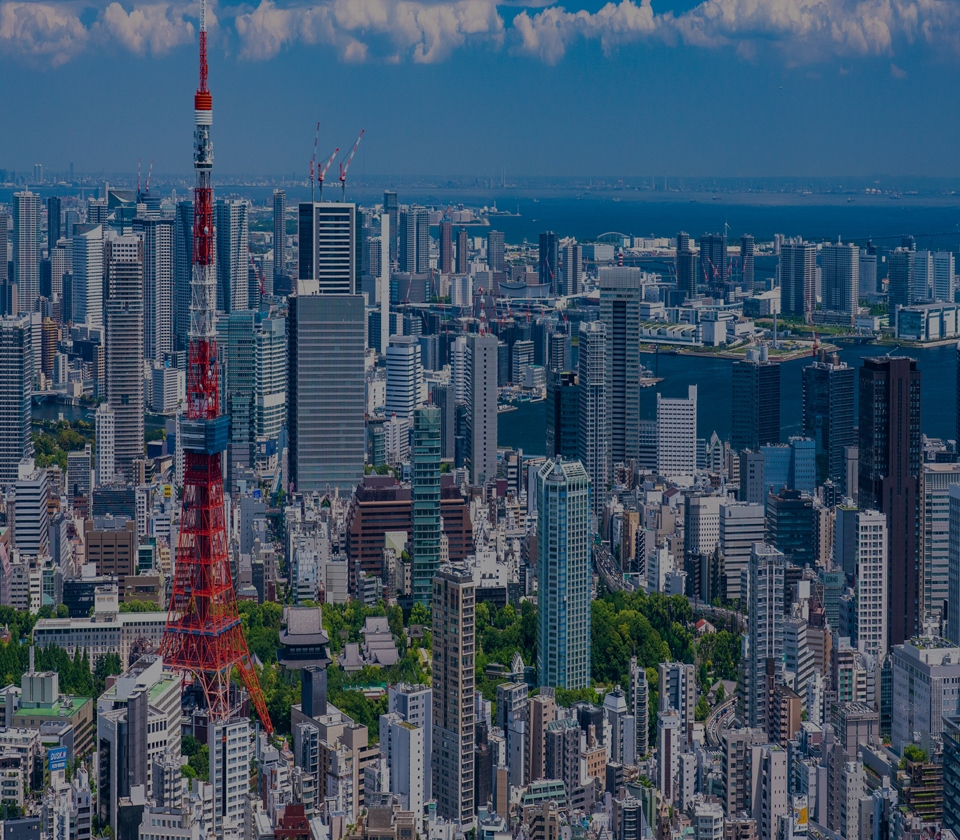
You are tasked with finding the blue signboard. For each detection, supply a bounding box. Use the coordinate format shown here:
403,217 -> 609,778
48,746 -> 68,772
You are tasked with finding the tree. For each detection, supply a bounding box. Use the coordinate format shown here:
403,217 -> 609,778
119,600 -> 163,613
695,694 -> 710,721
56,604 -> 70,618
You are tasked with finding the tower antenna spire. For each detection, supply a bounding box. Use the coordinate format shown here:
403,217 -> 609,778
161,0 -> 273,734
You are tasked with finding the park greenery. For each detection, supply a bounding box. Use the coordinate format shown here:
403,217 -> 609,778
32,419 -> 95,472
240,586 -> 741,745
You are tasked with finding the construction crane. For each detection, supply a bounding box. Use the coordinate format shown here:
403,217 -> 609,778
317,146 -> 338,201
309,121 -> 319,201
339,129 -> 365,202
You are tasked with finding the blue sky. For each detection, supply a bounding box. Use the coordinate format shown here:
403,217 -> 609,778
3,0 -> 960,178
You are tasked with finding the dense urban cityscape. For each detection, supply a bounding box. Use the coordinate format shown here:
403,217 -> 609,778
5,4 -> 960,840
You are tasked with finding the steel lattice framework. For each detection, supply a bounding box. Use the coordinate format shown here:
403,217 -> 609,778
159,0 -> 273,733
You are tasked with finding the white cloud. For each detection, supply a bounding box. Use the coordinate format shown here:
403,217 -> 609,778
4,0 -> 960,66
0,2 -> 88,65
513,0 -> 656,62
99,2 -> 196,54
233,0 -> 502,62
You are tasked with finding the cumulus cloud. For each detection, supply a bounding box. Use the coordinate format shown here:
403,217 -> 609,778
98,2 -> 196,54
4,0 -> 960,66
513,0 -> 656,63
0,2 -> 89,65
234,0 -> 503,62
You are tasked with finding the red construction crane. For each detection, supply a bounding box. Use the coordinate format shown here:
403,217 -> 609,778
339,129 -> 365,202
309,121 -> 319,201
317,146 -> 338,201
159,0 -> 272,735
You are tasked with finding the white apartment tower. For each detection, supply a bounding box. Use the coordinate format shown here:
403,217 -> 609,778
746,543 -> 785,732
467,333 -> 498,486
104,235 -> 145,476
95,404 -> 116,487
855,509 -> 888,659
385,336 -> 423,420
657,385 -> 697,484
578,320 -> 608,514
72,224 -> 104,329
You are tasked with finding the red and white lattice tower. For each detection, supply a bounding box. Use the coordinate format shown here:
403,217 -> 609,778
159,0 -> 272,733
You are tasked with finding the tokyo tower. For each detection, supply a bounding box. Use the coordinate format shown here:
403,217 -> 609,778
159,0 -> 272,733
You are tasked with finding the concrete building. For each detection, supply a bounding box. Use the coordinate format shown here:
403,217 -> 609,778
411,407 -> 441,605
467,333 -> 498,486
578,321 -> 608,515
891,637 -> 960,753
95,404 -> 116,487
104,235 -> 145,477
288,290 -> 365,493
386,336 -> 423,420
657,386 -> 697,484
921,463 -> 960,628
379,713 -> 425,829
658,661 -> 696,744
0,315 -> 33,488
732,350 -> 780,452
820,243 -> 859,319
746,544 -> 785,732
600,268 -> 643,464
13,191 -> 40,314
719,501 -> 765,602
780,241 -> 816,320
432,565 -> 475,822
537,459 -> 591,690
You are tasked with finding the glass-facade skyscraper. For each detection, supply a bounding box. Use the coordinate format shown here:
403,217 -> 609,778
537,458 -> 591,690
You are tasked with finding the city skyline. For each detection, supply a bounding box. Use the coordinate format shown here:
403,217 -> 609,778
5,1 -> 960,178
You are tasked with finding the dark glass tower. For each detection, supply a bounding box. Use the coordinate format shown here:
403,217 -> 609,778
539,231 -> 559,293
858,356 -> 922,646
731,352 -> 780,452
802,354 -> 856,489
546,370 -> 579,460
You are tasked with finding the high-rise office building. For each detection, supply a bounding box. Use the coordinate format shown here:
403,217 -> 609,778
456,228 -> 469,275
254,316 -> 287,442
657,386 -> 697,483
948,485 -> 960,644
887,248 -> 915,312
384,191 -> 399,264
659,661 -> 697,744
858,356 -> 921,646
628,656 -> 649,758
914,250 -> 934,303
13,191 -> 40,314
288,292 -> 365,494
399,206 -> 430,274
47,196 -> 61,252
859,246 -> 879,296
821,243 -> 860,318
467,333 -> 498,486
432,565 -> 475,823
740,234 -> 755,293
539,231 -> 559,292
699,232 -> 726,291
386,335 -> 423,419
731,350 -> 780,452
273,189 -> 286,289
72,223 -> 103,329
802,355 -> 856,489
920,463 -> 960,627
95,403 -> 116,487
578,321 -> 607,514
854,509 -> 888,659
134,216 -> 173,362
676,232 -> 697,300
746,543 -> 785,732
105,235 -> 145,476
560,243 -> 582,296
780,241 -> 817,320
214,199 -> 249,313
487,230 -> 505,273
439,220 -> 453,274
222,309 -> 258,473
719,500 -> 766,602
546,370 -> 579,460
412,407 -> 441,606
932,251 -> 955,302
173,200 -> 193,350
600,267 -> 642,464
298,202 -> 361,294
537,459 -> 591,690
0,315 -> 33,488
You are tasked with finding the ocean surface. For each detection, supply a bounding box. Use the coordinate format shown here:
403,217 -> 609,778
498,341 -> 959,457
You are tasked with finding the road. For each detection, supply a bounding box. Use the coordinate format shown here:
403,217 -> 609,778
705,696 -> 737,747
